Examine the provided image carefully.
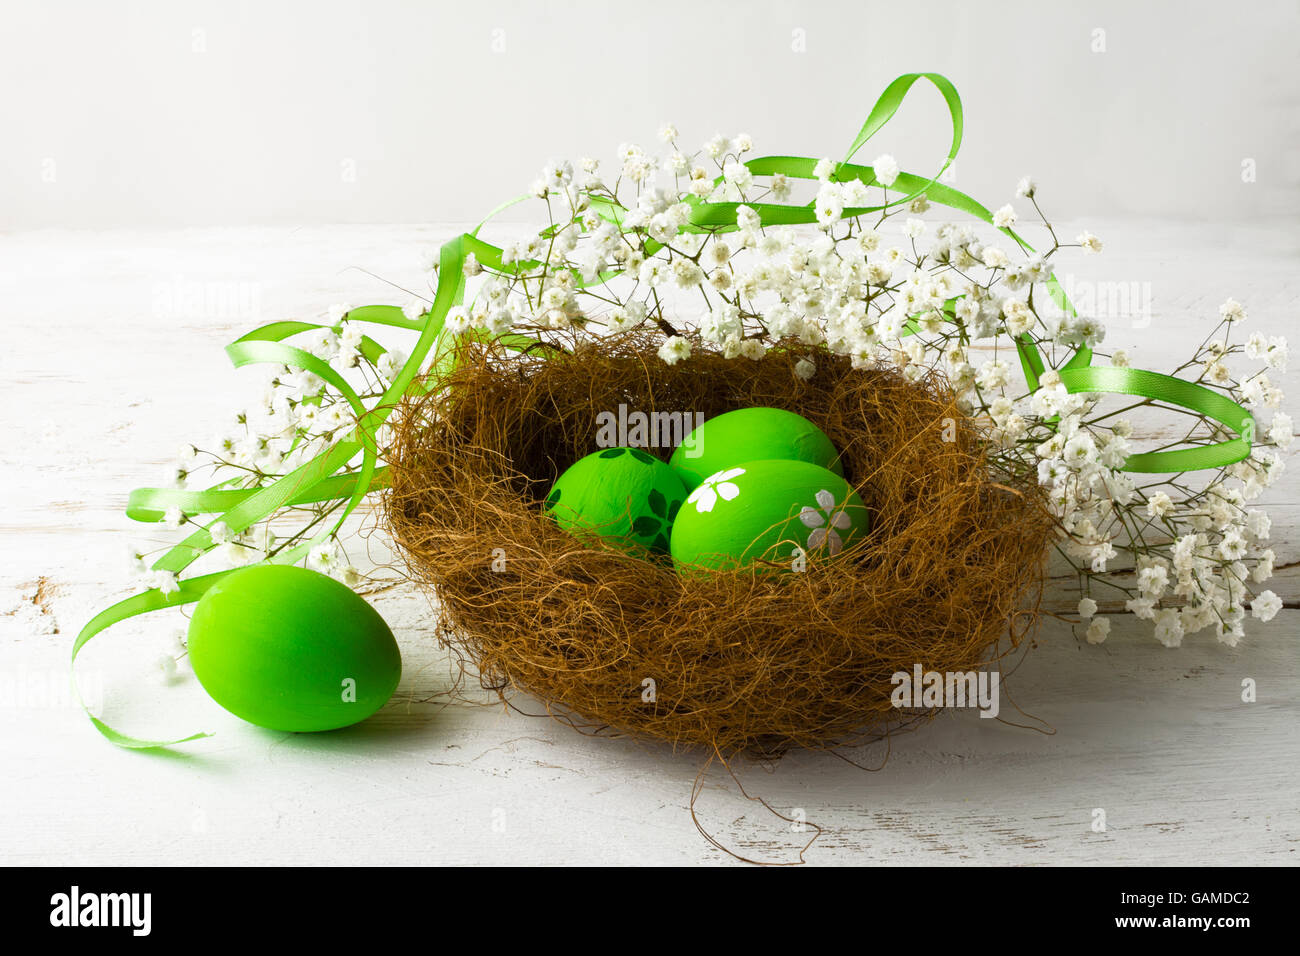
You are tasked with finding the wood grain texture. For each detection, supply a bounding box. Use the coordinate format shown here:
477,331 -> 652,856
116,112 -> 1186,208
1,221 -> 1296,865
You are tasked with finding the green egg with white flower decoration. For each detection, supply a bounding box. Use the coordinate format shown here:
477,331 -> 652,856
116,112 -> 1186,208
669,459 -> 869,573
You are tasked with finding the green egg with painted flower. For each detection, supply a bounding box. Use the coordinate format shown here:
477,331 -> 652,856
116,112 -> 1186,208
669,458 -> 869,572
545,447 -> 687,554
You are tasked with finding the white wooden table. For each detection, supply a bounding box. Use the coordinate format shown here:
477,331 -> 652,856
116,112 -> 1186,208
2,221 -> 1297,865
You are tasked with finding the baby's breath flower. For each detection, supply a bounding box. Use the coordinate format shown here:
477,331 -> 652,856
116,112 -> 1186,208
1219,297 -> 1247,323
377,349 -> 405,383
992,204 -> 1017,229
871,154 -> 900,188
982,247 -> 1009,268
339,322 -> 364,349
671,259 -> 704,288
1146,492 -> 1174,518
1153,608 -> 1184,648
309,541 -> 340,573
1086,617 -> 1110,644
814,184 -> 844,227
657,336 -> 691,366
1251,590 -> 1282,622
152,569 -> 179,597
1246,333 -> 1288,372
1268,412 -> 1293,449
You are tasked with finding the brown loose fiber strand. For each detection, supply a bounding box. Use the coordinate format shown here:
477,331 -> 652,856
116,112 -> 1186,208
382,331 -> 1056,761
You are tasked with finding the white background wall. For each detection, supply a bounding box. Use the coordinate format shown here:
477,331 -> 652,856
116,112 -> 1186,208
3,0 -> 1298,228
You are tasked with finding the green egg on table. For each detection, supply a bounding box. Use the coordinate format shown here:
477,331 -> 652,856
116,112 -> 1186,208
187,564 -> 401,732
669,458 -> 869,572
545,446 -> 687,554
669,407 -> 843,492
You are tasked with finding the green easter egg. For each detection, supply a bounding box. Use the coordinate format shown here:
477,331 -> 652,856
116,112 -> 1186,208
188,565 -> 401,732
669,459 -> 869,572
545,447 -> 687,554
669,407 -> 843,491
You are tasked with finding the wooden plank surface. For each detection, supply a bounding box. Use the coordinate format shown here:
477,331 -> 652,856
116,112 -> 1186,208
2,220 -> 1296,865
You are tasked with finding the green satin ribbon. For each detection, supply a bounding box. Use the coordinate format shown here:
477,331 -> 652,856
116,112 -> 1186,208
1056,366 -> 1253,473
76,72 -> 1255,747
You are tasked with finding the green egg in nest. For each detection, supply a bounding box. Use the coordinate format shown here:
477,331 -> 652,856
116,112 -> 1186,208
545,447 -> 687,554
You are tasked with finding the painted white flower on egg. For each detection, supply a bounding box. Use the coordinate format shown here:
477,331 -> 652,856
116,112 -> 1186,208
688,467 -> 746,513
799,489 -> 853,554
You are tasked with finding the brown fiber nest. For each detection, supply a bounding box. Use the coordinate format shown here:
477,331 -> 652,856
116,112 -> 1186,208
384,332 -> 1055,757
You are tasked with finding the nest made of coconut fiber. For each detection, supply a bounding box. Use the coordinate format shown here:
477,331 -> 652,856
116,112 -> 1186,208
384,332 -> 1055,756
